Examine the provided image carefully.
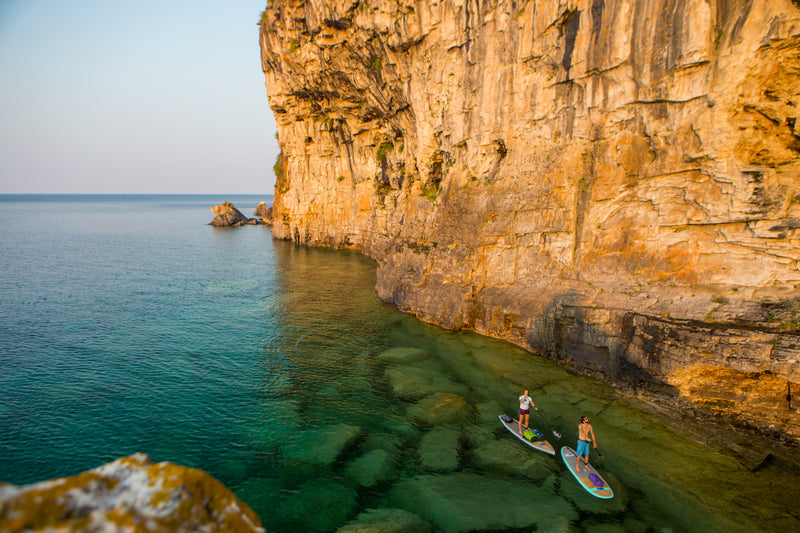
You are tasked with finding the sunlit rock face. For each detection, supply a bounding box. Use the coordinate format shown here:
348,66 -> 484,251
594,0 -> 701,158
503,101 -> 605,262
260,0 -> 800,442
210,202 -> 250,226
0,454 -> 263,532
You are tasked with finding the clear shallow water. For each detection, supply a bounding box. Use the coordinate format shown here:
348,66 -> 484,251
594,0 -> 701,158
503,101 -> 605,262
0,195 -> 797,532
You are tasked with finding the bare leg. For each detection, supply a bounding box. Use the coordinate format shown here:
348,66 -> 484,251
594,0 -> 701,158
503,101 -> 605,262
576,457 -> 581,471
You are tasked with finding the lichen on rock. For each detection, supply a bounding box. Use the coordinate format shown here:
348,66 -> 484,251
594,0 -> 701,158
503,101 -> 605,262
0,453 -> 263,532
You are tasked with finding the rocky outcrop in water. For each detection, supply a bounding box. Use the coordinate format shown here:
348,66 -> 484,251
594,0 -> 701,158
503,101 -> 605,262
255,201 -> 274,225
210,202 -> 271,226
0,453 -> 263,532
259,0 -> 800,444
210,202 -> 250,226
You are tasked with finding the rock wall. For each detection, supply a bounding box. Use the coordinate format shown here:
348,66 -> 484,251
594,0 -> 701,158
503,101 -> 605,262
260,0 -> 800,443
0,454 -> 263,532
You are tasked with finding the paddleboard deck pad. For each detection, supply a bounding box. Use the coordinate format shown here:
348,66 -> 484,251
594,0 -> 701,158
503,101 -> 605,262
561,446 -> 614,499
498,415 -> 555,455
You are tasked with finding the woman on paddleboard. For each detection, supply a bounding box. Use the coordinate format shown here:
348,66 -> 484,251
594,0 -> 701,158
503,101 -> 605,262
518,389 -> 537,434
576,415 -> 597,471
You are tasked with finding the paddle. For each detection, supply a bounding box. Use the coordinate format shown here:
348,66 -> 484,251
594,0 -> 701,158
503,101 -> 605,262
593,446 -> 605,460
536,409 -> 562,440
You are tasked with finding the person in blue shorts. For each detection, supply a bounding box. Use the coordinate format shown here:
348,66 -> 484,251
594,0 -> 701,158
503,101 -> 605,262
518,389 -> 537,434
576,415 -> 597,472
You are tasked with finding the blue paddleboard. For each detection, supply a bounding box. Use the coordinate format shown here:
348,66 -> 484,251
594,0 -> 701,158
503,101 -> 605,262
561,446 -> 613,499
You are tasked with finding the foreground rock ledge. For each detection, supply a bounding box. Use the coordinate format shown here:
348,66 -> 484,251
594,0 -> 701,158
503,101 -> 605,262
0,453 -> 263,533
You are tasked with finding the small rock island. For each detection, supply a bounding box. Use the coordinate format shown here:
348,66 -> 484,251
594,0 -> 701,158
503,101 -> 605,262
209,201 -> 272,227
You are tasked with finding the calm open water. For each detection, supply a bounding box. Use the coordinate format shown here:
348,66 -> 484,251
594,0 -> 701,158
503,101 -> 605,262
0,195 -> 797,532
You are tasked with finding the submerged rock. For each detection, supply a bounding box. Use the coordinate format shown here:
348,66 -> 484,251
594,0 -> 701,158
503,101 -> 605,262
475,399 -> 506,424
385,363 -> 468,400
387,472 -> 577,532
0,453 -> 262,532
419,427 -> 460,471
537,516 -> 580,533
337,508 -> 432,533
279,478 -> 357,533
344,449 -> 396,487
376,347 -> 433,364
210,202 -> 251,226
407,393 -> 473,426
470,434 -> 558,481
582,522 -> 627,533
282,423 -> 362,465
361,431 -> 403,454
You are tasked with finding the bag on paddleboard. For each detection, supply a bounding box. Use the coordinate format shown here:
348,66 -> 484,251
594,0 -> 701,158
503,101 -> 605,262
500,414 -> 513,423
523,429 -> 535,441
588,474 -> 604,488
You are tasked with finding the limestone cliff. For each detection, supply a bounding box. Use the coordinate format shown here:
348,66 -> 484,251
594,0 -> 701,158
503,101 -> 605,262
260,0 -> 800,444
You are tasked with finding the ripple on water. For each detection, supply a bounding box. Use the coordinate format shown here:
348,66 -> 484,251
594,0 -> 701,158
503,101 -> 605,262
2,199 -> 798,533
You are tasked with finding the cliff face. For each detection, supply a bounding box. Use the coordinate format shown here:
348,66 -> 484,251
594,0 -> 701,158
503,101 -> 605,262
260,0 -> 800,443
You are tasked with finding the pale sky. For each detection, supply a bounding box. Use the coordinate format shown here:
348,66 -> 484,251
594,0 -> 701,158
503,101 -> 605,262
0,0 -> 278,194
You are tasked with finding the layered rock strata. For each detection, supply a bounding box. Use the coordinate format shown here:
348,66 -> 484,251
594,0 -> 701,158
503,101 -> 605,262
0,454 -> 263,532
260,0 -> 800,443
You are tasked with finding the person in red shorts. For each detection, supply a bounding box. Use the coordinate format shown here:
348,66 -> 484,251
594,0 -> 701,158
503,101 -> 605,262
518,389 -> 537,434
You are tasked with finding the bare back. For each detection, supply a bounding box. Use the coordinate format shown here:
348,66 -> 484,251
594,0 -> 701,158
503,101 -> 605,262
578,422 -> 594,441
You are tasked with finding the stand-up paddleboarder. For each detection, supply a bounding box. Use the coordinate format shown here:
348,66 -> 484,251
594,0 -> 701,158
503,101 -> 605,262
576,415 -> 597,471
518,389 -> 537,434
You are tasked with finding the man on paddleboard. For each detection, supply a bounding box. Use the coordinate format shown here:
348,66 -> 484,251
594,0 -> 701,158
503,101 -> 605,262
518,389 -> 537,434
576,415 -> 597,471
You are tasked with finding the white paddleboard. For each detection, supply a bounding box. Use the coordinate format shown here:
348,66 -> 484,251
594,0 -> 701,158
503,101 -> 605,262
498,415 -> 555,455
561,446 -> 613,499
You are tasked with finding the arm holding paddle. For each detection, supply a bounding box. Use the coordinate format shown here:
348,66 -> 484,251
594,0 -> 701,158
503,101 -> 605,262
586,422 -> 606,460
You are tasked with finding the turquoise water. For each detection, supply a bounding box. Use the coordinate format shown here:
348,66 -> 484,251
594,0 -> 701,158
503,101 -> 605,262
0,195 -> 797,532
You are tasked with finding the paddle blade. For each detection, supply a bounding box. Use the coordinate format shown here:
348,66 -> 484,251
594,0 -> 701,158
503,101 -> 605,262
595,448 -> 605,460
